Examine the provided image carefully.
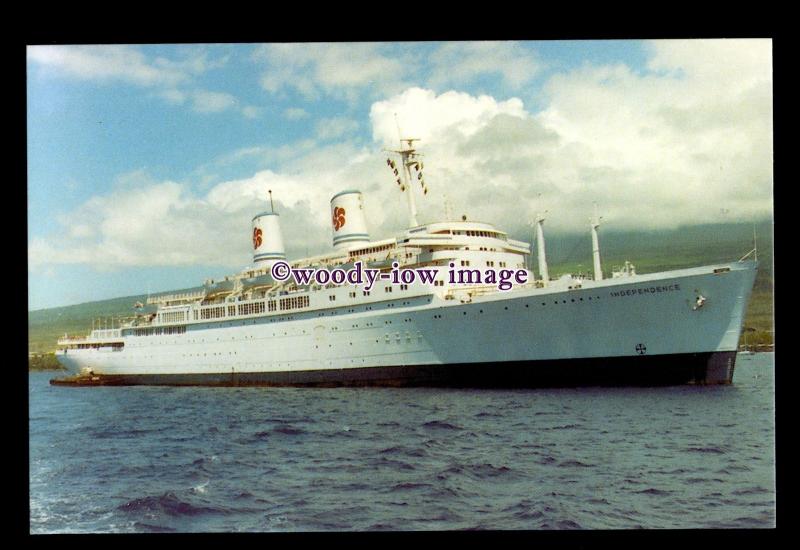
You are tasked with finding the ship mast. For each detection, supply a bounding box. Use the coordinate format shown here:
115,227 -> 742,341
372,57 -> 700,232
590,204 -> 603,281
386,138 -> 427,228
535,212 -> 549,286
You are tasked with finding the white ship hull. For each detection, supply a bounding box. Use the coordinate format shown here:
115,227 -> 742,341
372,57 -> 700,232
53,260 -> 757,387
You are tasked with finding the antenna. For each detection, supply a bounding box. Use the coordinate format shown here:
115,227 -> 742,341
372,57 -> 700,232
269,189 -> 274,214
754,222 -> 758,263
394,113 -> 403,143
739,222 -> 760,262
525,220 -> 536,276
535,211 -> 549,286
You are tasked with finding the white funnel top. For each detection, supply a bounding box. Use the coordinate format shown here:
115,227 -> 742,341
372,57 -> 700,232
252,212 -> 286,268
330,190 -> 370,250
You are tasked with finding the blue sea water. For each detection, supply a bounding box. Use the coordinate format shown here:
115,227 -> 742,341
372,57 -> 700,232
29,353 -> 776,532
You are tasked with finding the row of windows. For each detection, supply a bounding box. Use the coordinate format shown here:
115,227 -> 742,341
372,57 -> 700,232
280,295 -> 309,311
193,300 -> 280,320
430,296 -> 604,320
159,311 -> 186,323
349,243 -> 394,257
200,306 -> 226,320
131,326 -> 186,337
192,293 -> 316,322
239,302 -> 266,316
451,230 -> 504,240
161,282 -> 437,329
65,342 -> 124,349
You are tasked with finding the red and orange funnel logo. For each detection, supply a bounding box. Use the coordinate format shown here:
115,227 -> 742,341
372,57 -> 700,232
333,206 -> 346,231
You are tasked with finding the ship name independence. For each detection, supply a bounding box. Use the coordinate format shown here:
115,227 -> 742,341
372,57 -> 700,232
610,284 -> 681,297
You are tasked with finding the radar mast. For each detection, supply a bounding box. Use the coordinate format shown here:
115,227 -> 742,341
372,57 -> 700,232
385,137 -> 428,228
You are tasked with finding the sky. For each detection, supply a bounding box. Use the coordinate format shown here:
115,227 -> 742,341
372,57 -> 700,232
27,40 -> 773,310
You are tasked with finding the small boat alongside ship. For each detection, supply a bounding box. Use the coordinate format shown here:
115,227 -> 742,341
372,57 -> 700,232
52,138 -> 758,387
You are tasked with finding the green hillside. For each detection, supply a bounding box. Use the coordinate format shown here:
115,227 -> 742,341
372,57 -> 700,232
28,294 -> 157,355
28,222 -> 774,367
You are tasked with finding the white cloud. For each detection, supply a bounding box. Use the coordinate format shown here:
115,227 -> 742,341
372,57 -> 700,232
30,40 -> 773,273
30,180 -> 246,269
284,107 -> 309,120
427,41 -> 541,90
241,105 -> 260,119
29,148 -> 378,270
27,45 -> 188,88
529,39 -> 773,230
191,90 -> 237,113
370,87 -> 526,147
253,42 -> 409,101
213,146 -> 270,166
252,41 -> 539,104
159,88 -> 187,105
315,117 -> 359,141
183,90 -> 260,118
28,45 -> 248,117
645,39 -> 772,85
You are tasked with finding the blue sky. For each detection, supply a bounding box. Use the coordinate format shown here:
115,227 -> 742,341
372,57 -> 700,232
27,41 -> 772,310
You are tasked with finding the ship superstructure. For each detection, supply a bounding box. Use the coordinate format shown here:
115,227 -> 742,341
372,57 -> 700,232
53,139 -> 758,387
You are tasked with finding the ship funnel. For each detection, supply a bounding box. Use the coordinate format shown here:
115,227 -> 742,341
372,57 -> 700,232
330,190 -> 370,250
252,192 -> 286,269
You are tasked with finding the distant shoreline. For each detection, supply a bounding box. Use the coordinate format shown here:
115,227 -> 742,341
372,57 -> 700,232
28,353 -> 66,371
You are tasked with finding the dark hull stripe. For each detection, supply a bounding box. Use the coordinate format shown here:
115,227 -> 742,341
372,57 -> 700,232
50,351 -> 737,388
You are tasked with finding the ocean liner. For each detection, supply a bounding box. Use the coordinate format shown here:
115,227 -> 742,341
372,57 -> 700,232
52,139 -> 758,387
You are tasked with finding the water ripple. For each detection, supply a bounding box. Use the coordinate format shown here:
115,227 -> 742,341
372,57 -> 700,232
28,354 -> 776,532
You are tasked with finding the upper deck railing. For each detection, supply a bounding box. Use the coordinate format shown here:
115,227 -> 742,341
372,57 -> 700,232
147,289 -> 206,305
